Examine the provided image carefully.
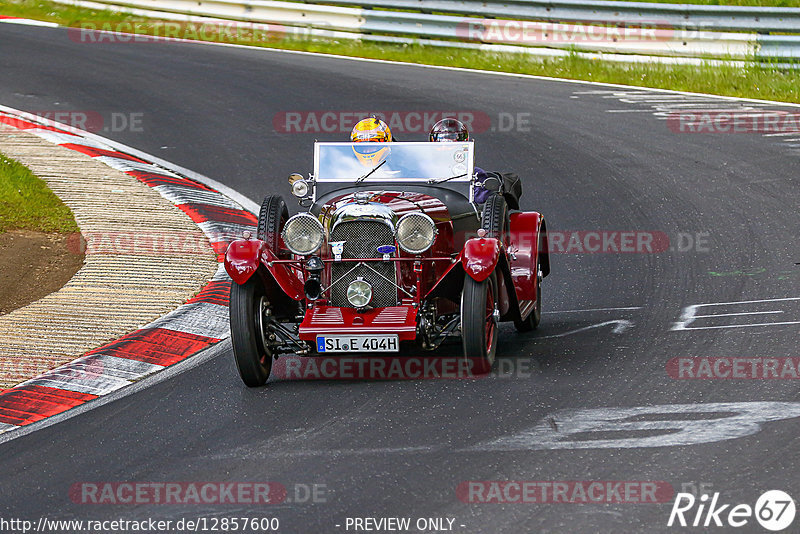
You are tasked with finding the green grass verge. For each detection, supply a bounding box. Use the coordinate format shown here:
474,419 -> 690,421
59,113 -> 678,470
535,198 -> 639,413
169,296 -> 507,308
1,0 -> 127,26
0,152 -> 79,233
3,0 -> 800,104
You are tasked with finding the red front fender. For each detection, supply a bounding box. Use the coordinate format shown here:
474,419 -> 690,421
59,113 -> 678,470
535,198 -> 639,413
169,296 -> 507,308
225,239 -> 266,285
462,237 -> 501,282
224,239 -> 305,301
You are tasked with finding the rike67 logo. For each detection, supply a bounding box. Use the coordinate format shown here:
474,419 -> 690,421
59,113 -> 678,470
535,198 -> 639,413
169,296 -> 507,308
668,490 -> 796,531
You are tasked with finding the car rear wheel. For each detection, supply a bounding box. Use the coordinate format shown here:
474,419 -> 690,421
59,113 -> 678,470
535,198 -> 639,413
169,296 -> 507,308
230,277 -> 273,387
257,195 -> 288,257
461,273 -> 499,375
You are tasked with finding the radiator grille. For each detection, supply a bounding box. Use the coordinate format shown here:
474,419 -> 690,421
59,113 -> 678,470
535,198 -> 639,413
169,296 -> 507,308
329,221 -> 398,308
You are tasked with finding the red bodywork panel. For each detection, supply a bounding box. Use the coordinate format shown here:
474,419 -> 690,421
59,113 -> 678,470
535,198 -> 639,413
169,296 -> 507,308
224,239 -> 266,285
462,237 -> 501,282
508,211 -> 545,305
224,239 -> 305,300
298,306 -> 418,341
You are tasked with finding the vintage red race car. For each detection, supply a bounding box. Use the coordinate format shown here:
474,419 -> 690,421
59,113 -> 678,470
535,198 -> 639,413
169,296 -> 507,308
224,141 -> 549,386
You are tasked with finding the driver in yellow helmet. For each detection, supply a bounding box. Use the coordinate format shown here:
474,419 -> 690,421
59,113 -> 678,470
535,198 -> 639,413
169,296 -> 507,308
351,116 -> 392,143
350,117 -> 393,167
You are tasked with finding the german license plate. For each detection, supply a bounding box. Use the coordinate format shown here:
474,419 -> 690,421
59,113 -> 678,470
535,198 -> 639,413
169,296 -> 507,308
316,335 -> 399,353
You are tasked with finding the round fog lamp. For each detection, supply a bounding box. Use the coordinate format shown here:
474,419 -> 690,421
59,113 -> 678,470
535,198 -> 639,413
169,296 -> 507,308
347,280 -> 372,308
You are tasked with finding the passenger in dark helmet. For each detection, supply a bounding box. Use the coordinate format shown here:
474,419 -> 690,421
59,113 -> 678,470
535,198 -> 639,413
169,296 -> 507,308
429,117 -> 523,209
429,118 -> 492,203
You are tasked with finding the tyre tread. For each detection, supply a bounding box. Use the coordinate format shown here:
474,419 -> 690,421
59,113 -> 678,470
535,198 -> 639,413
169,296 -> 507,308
481,194 -> 509,244
257,195 -> 288,255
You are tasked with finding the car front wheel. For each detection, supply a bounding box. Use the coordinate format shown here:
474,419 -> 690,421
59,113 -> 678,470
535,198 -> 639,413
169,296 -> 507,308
230,277 -> 273,387
461,273 -> 499,375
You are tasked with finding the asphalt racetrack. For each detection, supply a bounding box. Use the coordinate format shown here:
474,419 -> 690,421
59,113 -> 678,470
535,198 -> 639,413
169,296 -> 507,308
1,23 -> 799,533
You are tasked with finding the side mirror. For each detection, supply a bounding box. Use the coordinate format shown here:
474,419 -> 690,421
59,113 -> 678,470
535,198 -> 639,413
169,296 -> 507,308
481,175 -> 501,192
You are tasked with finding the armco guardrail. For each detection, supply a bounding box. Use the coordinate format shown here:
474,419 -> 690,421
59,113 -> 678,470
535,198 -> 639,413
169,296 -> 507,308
52,0 -> 800,62
307,0 -> 800,34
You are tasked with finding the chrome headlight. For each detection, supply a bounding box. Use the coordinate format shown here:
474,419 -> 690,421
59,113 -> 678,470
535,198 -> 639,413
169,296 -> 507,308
395,213 -> 437,254
282,213 -> 324,255
347,280 -> 372,308
291,179 -> 310,198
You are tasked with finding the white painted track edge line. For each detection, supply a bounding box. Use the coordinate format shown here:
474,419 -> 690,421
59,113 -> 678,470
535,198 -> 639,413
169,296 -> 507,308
0,18 -> 59,28
690,296 -> 800,306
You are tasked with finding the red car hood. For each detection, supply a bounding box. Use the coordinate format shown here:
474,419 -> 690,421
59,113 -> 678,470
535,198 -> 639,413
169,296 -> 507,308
319,190 -> 451,223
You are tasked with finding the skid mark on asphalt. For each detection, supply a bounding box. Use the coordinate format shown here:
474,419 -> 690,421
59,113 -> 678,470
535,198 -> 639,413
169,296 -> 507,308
536,319 -> 634,339
536,306 -> 641,339
536,297 -> 800,338
573,89 -> 800,155
544,306 -> 643,314
470,401 -> 800,451
205,401 -> 800,456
